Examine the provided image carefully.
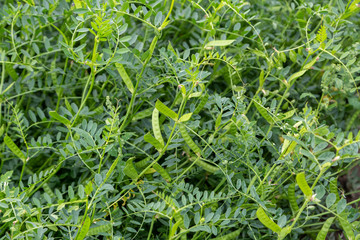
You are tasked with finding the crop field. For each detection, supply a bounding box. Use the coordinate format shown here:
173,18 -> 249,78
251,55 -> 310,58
1,0 -> 360,239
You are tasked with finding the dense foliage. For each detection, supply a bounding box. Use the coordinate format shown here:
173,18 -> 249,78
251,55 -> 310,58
1,0 -> 360,239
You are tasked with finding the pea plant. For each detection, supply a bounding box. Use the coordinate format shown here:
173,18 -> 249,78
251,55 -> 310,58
1,0 -> 360,239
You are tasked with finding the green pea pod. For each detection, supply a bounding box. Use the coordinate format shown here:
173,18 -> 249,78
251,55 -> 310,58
134,157 -> 150,169
256,207 -> 282,233
210,229 -> 241,240
155,99 -> 178,120
288,70 -> 307,84
179,124 -> 201,155
316,217 -> 335,240
124,158 -> 139,180
4,135 -> 26,162
288,183 -> 299,214
75,216 -> 91,240
190,157 -> 218,174
5,63 -> 18,80
115,63 -> 134,93
296,172 -> 312,198
87,222 -> 112,236
144,133 -> 164,151
329,177 -> 340,203
253,98 -> 278,124
49,111 -> 71,127
152,108 -> 164,145
153,163 -> 171,182
132,108 -> 153,122
194,93 -> 209,114
43,182 -> 56,199
51,58 -> 57,86
338,212 -> 355,240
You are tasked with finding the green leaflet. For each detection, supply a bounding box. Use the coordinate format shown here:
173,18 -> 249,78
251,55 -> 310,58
256,207 -> 282,233
316,25 -> 327,43
75,216 -> 91,240
87,222 -> 112,236
288,70 -> 307,84
253,99 -> 277,124
124,158 -> 139,180
48,0 -> 59,14
179,124 -> 201,156
153,163 -> 171,181
115,63 -> 134,93
194,93 -> 209,114
24,167 -> 55,198
296,172 -> 312,198
144,133 -> 164,151
4,135 -> 26,162
73,0 -> 84,17
316,217 -> 335,240
84,181 -> 93,196
73,128 -> 95,147
73,0 -> 82,9
341,0 -> 360,19
210,229 -> 241,240
356,130 -> 360,141
152,108 -> 164,145
49,111 -> 71,127
205,40 -> 235,47
338,212 -> 355,240
155,99 -> 178,120
288,183 -> 299,214
179,113 -> 193,122
246,175 -> 258,195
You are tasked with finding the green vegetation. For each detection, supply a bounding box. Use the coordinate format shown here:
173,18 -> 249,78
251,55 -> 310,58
1,0 -> 360,239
